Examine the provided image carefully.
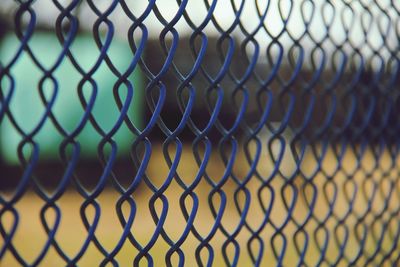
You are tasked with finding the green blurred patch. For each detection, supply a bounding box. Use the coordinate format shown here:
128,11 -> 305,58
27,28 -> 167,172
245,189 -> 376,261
0,32 -> 144,164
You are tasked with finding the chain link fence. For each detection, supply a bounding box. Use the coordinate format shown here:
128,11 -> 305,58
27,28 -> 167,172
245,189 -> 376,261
1,0 -> 400,266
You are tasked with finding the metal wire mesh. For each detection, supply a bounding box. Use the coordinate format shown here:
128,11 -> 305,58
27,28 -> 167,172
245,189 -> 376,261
1,0 -> 400,266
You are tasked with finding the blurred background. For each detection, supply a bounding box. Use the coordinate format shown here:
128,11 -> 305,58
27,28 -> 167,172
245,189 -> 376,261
1,0 -> 400,266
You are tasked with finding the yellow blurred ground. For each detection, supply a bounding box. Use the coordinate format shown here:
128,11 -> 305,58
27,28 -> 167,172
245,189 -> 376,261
1,143 -> 400,266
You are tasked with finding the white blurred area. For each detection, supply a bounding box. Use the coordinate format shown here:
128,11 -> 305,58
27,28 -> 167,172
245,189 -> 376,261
0,0 -> 398,70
